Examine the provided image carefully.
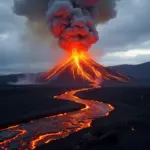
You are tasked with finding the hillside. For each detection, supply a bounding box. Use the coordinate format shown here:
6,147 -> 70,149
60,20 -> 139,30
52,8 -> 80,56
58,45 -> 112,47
110,62 -> 150,79
0,62 -> 150,86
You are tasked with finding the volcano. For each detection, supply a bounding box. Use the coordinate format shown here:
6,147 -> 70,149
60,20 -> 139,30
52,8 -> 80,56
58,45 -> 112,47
40,49 -> 130,87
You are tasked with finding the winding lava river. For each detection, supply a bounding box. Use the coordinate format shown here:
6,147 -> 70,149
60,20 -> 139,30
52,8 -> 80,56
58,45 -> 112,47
0,87 -> 114,150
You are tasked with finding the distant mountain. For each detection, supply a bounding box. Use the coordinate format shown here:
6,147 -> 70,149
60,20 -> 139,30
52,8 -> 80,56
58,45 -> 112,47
110,62 -> 150,79
0,62 -> 150,86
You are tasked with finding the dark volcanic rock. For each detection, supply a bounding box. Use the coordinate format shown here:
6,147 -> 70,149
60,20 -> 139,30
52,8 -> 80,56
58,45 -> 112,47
0,85 -> 84,129
37,87 -> 150,150
74,131 -> 118,150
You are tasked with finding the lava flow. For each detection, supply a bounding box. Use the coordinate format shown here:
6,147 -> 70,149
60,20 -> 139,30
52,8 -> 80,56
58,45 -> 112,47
0,48 -> 130,150
43,48 -> 130,84
0,86 -> 114,150
1,0 -> 130,149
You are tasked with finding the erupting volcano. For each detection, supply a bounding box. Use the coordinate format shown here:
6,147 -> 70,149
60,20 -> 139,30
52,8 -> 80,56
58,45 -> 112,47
0,0 -> 132,150
40,0 -> 129,85
13,0 -> 128,85
43,48 -> 130,85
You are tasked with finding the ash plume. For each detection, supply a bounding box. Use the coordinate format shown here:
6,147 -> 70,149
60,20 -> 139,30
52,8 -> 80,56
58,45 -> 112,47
13,0 -> 119,51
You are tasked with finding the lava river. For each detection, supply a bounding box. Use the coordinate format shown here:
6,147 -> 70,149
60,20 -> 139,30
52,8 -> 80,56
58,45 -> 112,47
0,87 -> 114,149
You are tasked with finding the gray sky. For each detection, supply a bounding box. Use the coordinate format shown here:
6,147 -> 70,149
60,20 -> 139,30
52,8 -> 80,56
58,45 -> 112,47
0,0 -> 150,74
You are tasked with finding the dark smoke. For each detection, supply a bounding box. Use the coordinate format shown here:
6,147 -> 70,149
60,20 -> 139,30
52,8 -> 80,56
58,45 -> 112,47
14,0 -> 119,51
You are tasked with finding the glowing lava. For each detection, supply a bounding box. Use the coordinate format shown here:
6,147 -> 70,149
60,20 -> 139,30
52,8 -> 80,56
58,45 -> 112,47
0,87 -> 114,150
43,48 -> 130,84
0,49 -> 129,150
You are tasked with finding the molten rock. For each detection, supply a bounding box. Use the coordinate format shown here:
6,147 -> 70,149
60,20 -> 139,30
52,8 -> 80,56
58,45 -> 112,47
42,49 -> 130,86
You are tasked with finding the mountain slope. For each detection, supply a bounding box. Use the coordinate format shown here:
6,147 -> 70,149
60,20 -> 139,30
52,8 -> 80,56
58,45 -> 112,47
41,59 -> 130,87
0,62 -> 150,86
110,62 -> 150,79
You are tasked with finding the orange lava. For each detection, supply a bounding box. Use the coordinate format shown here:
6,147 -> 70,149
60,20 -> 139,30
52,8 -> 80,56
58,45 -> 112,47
0,86 -> 115,150
0,125 -> 19,132
30,131 -> 62,149
28,87 -> 114,149
0,129 -> 27,145
0,49 -> 130,150
0,88 -> 114,150
43,48 -> 130,84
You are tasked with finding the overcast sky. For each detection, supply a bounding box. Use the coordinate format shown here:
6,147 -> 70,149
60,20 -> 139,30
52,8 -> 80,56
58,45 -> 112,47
0,0 -> 150,74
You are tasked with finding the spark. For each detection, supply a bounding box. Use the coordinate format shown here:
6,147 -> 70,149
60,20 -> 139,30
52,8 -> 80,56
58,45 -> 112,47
131,127 -> 135,132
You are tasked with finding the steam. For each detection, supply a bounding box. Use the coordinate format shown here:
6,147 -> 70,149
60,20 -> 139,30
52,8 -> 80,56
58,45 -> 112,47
8,73 -> 58,85
13,0 -> 119,51
9,74 -> 39,85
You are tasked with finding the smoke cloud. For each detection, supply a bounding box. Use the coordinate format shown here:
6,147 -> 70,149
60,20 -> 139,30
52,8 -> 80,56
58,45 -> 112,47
13,0 -> 119,51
